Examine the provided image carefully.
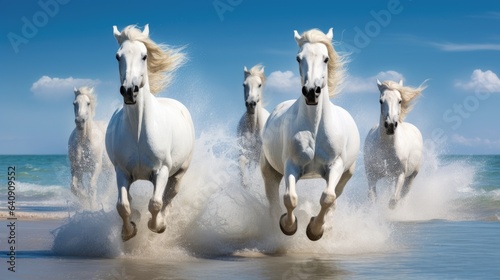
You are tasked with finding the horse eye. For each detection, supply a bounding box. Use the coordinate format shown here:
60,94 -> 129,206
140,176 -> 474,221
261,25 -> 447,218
115,54 -> 120,61
87,102 -> 90,106
258,84 -> 262,88
324,57 -> 329,63
142,54 -> 147,61
296,56 -> 301,63
399,100 -> 402,104
379,99 -> 383,104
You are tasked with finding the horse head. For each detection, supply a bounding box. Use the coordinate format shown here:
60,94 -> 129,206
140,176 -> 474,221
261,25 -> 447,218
73,87 -> 95,130
377,79 -> 403,135
295,28 -> 333,106
243,65 -> 265,114
114,25 -> 150,105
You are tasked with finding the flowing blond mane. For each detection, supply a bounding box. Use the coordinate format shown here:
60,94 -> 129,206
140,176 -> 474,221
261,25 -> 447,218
75,86 -> 96,117
296,29 -> 346,97
379,80 -> 426,121
244,64 -> 266,85
115,25 -> 186,95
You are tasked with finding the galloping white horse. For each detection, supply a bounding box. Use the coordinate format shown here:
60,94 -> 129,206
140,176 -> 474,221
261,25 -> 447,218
260,28 -> 360,241
364,79 -> 425,208
237,64 -> 270,186
106,25 -> 195,241
68,87 -> 111,208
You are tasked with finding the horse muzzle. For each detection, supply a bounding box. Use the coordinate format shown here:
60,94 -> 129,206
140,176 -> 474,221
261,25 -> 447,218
384,121 -> 398,135
245,101 -> 257,114
75,118 -> 85,130
302,86 -> 321,106
120,85 -> 139,105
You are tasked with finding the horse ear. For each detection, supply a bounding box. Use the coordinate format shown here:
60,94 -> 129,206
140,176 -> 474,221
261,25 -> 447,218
377,79 -> 382,86
142,24 -> 149,36
260,66 -> 265,74
399,79 -> 404,86
326,28 -> 334,40
244,66 -> 248,73
74,87 -> 78,95
113,25 -> 121,43
294,30 -> 302,44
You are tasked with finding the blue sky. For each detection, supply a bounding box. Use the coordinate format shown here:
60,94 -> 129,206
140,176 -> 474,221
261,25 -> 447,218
1,0 -> 500,154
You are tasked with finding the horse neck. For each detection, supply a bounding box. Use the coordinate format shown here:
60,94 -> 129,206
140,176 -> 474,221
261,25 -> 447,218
247,103 -> 265,132
123,84 -> 155,142
77,118 -> 94,141
297,87 -> 331,132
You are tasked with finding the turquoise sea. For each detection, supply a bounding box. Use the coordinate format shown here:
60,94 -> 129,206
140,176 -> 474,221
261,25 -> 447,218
0,147 -> 499,279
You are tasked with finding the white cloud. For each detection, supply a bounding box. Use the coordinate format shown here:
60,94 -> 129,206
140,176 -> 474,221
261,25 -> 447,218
455,69 -> 500,93
31,76 -> 101,99
430,42 -> 500,52
344,71 -> 405,94
266,71 -> 301,94
451,134 -> 500,148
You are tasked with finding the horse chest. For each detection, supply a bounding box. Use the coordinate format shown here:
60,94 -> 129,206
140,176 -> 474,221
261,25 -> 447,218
75,139 -> 96,167
289,130 -> 334,168
375,145 -> 402,175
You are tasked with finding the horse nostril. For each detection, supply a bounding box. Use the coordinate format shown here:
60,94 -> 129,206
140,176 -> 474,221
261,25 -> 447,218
384,121 -> 388,128
302,87 -> 308,96
395,122 -> 398,128
134,85 -> 139,92
252,101 -> 256,107
315,87 -> 321,94
120,86 -> 126,96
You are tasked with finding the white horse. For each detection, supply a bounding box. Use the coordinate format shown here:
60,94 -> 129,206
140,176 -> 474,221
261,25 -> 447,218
68,86 -> 111,208
237,64 -> 270,186
106,25 -> 195,241
260,28 -> 360,241
364,79 -> 425,208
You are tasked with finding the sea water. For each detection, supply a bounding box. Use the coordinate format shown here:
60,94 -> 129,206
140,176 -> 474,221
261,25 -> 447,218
0,132 -> 499,279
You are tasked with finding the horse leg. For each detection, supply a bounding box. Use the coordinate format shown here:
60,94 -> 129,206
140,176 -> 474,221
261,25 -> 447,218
389,172 -> 406,209
115,169 -> 136,241
152,166 -> 187,234
400,171 -> 418,200
307,160 -> 345,241
280,161 -> 299,236
239,154 -> 249,187
89,159 -> 102,209
148,166 -> 169,233
335,163 -> 355,199
71,168 -> 88,201
260,153 -> 283,226
366,172 -> 378,202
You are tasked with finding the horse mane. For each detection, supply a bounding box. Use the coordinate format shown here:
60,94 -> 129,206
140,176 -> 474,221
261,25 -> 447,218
379,80 -> 427,121
244,64 -> 266,85
75,86 -> 96,117
296,29 -> 346,97
116,25 -> 186,95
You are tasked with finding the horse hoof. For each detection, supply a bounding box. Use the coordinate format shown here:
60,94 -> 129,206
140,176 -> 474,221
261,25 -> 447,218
306,217 -> 323,241
122,221 -> 137,242
157,225 -> 166,234
148,219 -> 166,234
279,213 -> 298,236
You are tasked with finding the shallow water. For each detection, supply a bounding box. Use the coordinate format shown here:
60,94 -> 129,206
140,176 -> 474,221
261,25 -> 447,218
2,220 -> 499,279
1,133 -> 500,279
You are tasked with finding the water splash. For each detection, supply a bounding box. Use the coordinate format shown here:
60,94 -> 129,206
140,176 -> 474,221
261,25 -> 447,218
48,126 -> 492,258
